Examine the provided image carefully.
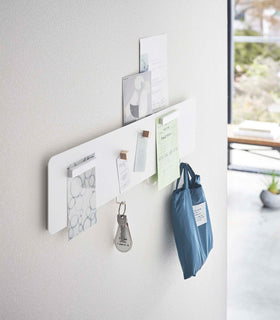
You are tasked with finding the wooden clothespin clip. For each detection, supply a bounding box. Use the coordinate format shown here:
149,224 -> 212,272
142,130 -> 150,138
120,150 -> 128,160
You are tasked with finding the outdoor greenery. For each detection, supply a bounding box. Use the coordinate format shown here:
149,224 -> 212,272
235,29 -> 280,75
233,0 -> 280,124
234,29 -> 280,124
234,0 -> 280,34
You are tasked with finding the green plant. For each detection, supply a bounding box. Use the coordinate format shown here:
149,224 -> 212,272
233,54 -> 280,124
234,29 -> 280,77
267,172 -> 280,194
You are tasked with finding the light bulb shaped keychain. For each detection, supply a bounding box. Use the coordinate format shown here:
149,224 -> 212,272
114,201 -> 133,252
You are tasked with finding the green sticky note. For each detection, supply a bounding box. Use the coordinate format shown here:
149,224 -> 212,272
156,116 -> 180,190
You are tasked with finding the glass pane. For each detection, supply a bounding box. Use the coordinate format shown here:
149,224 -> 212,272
233,42 -> 280,124
234,1 -> 280,37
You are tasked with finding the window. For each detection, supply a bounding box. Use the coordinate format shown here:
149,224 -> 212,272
228,0 -> 280,173
231,0 -> 280,124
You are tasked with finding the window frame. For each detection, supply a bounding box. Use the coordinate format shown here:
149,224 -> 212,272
227,0 -> 280,174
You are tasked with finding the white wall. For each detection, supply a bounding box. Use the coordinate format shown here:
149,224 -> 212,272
0,1 -> 227,319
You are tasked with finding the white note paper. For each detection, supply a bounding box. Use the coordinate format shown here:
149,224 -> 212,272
116,158 -> 130,194
193,202 -> 207,227
140,34 -> 169,111
134,133 -> 149,172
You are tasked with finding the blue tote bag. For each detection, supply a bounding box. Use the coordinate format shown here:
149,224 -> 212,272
171,163 -> 213,279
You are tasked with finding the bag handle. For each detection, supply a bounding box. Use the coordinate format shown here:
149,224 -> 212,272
175,163 -> 196,190
186,164 -> 196,182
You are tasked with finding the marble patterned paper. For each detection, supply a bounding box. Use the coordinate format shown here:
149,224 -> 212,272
67,156 -> 97,240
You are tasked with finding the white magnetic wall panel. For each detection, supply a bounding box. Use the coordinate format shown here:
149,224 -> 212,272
48,99 -> 196,234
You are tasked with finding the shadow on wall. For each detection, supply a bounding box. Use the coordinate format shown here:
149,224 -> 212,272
159,192 -> 177,260
42,159 -> 48,231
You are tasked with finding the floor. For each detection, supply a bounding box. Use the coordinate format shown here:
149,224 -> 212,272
227,170 -> 280,320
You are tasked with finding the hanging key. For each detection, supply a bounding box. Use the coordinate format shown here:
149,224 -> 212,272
117,214 -> 127,242
114,201 -> 133,253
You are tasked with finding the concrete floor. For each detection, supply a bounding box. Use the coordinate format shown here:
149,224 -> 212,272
227,170 -> 280,320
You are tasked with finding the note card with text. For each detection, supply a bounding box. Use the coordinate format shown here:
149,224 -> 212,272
156,116 -> 180,190
116,158 -> 130,194
140,35 -> 168,111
